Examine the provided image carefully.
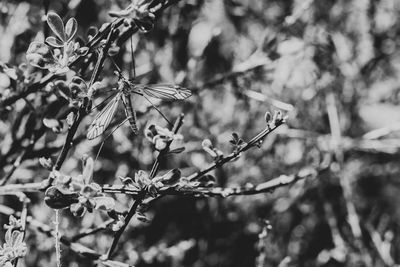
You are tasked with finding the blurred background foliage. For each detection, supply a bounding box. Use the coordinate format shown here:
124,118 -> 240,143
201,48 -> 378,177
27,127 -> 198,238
1,0 -> 400,266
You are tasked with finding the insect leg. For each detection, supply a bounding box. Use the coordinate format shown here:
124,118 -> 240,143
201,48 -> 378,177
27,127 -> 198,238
94,117 -> 129,163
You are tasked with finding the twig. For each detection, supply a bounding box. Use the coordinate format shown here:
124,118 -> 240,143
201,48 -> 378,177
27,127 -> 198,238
70,219 -> 114,242
164,167 -> 315,197
0,167 -> 314,199
326,92 -> 370,264
54,210 -> 61,267
187,116 -> 285,181
107,114 -> 185,259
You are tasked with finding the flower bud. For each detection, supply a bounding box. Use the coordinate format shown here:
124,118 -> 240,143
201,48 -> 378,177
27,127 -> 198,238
154,136 -> 167,150
160,169 -> 181,185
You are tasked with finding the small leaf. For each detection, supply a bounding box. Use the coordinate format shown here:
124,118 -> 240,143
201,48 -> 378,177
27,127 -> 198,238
94,197 -> 115,211
202,140 -> 218,158
70,203 -> 86,217
69,76 -> 88,95
107,45 -> 120,56
11,230 -> 23,247
80,184 -> 98,198
167,147 -> 185,154
201,139 -> 213,149
136,212 -> 149,223
44,186 -> 79,209
66,112 -> 75,127
76,46 -> 89,56
26,42 -> 58,70
65,41 -> 75,56
0,72 -> 11,89
47,12 -> 66,41
232,133 -> 239,141
39,157 -> 53,170
45,36 -> 64,48
102,260 -> 130,267
88,81 -> 101,98
154,136 -> 167,150
54,80 -> 71,100
264,111 -> 272,123
65,17 -> 77,42
87,26 -> 98,41
198,174 -> 216,187
0,62 -> 17,80
160,169 -> 181,185
135,18 -> 155,33
43,118 -> 63,133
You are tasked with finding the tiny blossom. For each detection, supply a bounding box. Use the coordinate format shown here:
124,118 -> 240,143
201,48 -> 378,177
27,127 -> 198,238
145,124 -> 183,151
0,228 -> 27,265
111,215 -> 125,232
4,215 -> 22,231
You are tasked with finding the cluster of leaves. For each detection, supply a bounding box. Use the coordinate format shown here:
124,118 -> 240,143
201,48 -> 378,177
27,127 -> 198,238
26,13 -> 86,73
0,216 -> 27,266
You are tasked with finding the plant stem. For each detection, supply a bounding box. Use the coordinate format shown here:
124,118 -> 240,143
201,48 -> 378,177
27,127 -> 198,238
106,114 -> 185,259
54,209 -> 61,267
187,117 -> 285,181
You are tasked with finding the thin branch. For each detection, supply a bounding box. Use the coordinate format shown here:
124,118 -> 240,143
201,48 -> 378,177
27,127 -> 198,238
107,114 -> 185,259
162,167 -> 315,197
187,116 -> 285,181
326,92 -> 370,263
70,219 -> 114,242
0,167 -> 314,198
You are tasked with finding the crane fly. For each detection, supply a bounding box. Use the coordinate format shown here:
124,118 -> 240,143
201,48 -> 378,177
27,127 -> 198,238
87,79 -> 192,140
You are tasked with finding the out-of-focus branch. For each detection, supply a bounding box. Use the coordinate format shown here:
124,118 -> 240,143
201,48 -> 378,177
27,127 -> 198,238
279,128 -> 400,155
326,92 -> 370,262
365,223 -> 396,266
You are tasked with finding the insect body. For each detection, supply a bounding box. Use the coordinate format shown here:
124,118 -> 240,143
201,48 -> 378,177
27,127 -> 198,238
87,79 -> 191,140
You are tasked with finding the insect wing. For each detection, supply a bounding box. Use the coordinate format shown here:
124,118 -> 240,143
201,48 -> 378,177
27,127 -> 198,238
140,84 -> 192,100
87,93 -> 121,140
